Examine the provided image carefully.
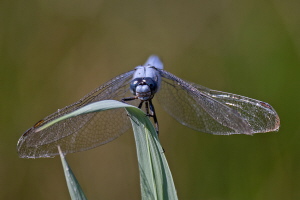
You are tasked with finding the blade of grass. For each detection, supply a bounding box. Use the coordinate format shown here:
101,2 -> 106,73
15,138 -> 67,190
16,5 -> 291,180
126,107 -> 178,200
38,100 -> 177,200
58,146 -> 87,200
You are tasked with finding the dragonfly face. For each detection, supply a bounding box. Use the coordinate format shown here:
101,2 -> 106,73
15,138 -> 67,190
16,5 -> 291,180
130,77 -> 158,101
130,60 -> 163,101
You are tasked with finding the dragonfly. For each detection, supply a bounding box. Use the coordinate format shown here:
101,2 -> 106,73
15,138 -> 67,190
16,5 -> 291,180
17,55 -> 280,158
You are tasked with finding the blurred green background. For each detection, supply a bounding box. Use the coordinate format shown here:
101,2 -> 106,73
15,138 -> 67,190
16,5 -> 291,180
1,0 -> 299,199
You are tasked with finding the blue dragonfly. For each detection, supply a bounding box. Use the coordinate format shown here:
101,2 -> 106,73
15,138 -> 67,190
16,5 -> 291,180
17,55 -> 280,158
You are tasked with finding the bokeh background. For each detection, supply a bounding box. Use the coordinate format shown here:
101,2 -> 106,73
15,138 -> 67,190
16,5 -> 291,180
1,0 -> 299,199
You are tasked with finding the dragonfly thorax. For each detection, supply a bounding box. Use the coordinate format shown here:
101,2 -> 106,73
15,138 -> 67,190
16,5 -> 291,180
130,77 -> 158,101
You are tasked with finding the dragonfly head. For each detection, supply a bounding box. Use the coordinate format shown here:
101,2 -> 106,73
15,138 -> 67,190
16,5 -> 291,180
130,77 -> 158,101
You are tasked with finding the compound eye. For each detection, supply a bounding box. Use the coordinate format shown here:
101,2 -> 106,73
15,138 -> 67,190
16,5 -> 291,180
149,82 -> 155,89
144,78 -> 157,92
130,78 -> 143,95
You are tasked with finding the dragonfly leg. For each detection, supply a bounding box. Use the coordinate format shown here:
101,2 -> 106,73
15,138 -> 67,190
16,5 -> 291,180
122,96 -> 137,103
145,101 -> 150,115
148,100 -> 164,153
149,100 -> 159,136
138,101 -> 144,109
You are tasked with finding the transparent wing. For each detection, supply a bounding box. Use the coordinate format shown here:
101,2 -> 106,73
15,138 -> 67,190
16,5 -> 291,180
17,70 -> 137,158
156,69 -> 280,135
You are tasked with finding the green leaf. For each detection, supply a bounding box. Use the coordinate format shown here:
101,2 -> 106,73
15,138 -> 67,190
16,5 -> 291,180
58,146 -> 88,200
43,100 -> 177,200
126,105 -> 178,200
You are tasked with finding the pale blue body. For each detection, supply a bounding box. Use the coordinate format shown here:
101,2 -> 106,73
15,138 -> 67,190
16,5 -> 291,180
131,55 -> 163,100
